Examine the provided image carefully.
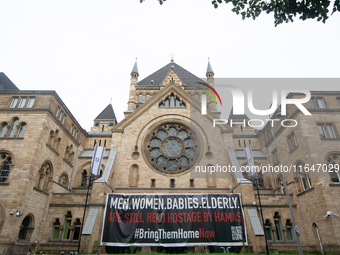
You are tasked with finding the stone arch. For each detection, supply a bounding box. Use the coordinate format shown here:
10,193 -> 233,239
18,214 -> 35,241
0,151 -> 14,183
17,122 -> 27,138
325,151 -> 340,182
8,117 -> 19,137
75,161 -> 104,188
0,122 -> 8,137
37,161 -> 53,191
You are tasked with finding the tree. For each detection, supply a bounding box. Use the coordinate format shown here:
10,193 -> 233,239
140,0 -> 340,26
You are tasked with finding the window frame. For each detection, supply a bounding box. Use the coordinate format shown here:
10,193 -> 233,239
317,123 -> 338,139
10,97 -> 19,108
27,97 -> 35,108
138,94 -> 143,103
18,97 -> 27,108
274,216 -> 284,241
17,123 -> 26,138
0,155 -> 12,183
8,118 -> 19,138
310,97 -> 326,109
62,213 -> 72,240
264,225 -> 273,241
287,132 -> 298,151
51,218 -> 60,240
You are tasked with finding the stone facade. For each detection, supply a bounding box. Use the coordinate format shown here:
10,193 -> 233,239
0,67 -> 339,255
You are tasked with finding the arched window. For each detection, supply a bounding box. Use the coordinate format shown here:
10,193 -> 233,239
81,170 -> 87,187
37,161 -> 53,191
18,214 -> 34,241
72,218 -> 81,240
51,218 -> 61,240
250,172 -> 264,188
0,154 -> 12,183
0,122 -> 8,137
8,118 -> 19,137
327,153 -> 340,182
17,123 -> 26,138
313,223 -> 324,254
146,94 -> 150,101
138,94 -> 143,103
285,219 -> 294,241
296,162 -> 312,191
62,211 -> 72,240
274,212 -> 283,241
264,219 -> 273,241
194,94 -> 199,101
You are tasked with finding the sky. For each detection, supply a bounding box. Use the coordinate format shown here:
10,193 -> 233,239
0,0 -> 339,131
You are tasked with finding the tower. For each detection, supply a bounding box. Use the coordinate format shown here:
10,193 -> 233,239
206,58 -> 216,110
127,58 -> 139,111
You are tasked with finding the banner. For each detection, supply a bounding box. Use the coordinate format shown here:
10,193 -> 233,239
244,145 -> 255,176
101,193 -> 247,247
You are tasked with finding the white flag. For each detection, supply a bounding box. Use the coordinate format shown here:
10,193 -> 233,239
91,145 -> 105,176
244,145 -> 255,176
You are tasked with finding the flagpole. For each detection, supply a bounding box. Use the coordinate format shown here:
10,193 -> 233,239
245,145 -> 269,255
77,144 -> 105,254
255,178 -> 269,255
78,173 -> 92,254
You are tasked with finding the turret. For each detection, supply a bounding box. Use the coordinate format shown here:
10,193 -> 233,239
128,58 -> 139,110
206,58 -> 216,110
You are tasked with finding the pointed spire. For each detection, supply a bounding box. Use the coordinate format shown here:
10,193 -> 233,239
206,57 -> 214,75
131,58 -> 139,75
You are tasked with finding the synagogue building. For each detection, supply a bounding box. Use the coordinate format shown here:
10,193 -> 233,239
0,60 -> 339,254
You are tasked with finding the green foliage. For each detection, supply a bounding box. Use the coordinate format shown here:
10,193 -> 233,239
140,0 -> 340,26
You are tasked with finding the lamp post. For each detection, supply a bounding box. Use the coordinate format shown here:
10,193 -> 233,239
269,112 -> 303,255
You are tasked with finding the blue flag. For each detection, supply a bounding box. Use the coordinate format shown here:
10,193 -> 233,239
91,145 -> 105,176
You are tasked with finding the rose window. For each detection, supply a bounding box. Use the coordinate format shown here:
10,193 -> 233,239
144,123 -> 200,174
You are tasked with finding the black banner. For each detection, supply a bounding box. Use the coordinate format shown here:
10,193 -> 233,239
101,193 -> 247,247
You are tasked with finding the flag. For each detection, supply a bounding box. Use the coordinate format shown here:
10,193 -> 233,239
244,145 -> 255,176
91,145 -> 105,176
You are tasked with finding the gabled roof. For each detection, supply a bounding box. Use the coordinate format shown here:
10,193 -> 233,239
228,107 -> 250,121
94,104 -> 116,121
0,73 -> 19,91
136,62 -> 206,87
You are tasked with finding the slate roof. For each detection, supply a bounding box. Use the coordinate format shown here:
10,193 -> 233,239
0,73 -> 19,91
131,59 -> 139,75
136,62 -> 206,87
206,60 -> 214,74
94,104 -> 116,121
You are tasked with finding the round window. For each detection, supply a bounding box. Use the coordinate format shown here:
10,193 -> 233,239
144,123 -> 201,174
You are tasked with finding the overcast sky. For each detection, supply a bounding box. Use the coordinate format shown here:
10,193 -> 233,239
1,0 -> 339,131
